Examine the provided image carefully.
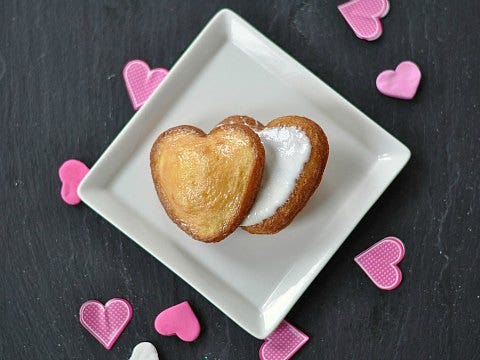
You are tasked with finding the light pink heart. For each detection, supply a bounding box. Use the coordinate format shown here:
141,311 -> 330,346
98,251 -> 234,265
376,61 -> 422,100
338,0 -> 390,41
123,60 -> 169,110
79,298 -> 133,350
355,237 -> 405,290
154,301 -> 201,342
259,321 -> 309,360
58,159 -> 89,205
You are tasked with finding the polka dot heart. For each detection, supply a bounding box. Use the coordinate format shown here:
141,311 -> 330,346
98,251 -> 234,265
79,298 -> 133,350
338,0 -> 390,41
259,321 -> 309,360
354,236 -> 405,290
123,60 -> 169,110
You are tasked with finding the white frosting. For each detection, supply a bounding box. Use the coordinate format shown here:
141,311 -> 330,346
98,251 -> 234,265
242,126 -> 311,226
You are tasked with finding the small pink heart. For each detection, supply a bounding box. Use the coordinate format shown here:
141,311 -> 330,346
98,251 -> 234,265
376,61 -> 422,100
338,0 -> 390,41
355,237 -> 405,290
79,298 -> 133,350
58,159 -> 89,205
259,321 -> 309,360
123,60 -> 169,110
154,301 -> 201,342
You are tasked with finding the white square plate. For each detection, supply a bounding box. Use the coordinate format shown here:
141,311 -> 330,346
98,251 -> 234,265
78,9 -> 410,338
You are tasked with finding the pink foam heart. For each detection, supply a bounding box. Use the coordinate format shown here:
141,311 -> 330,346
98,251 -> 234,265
154,301 -> 201,342
58,159 -> 89,205
338,0 -> 390,41
259,321 -> 309,360
376,61 -> 422,100
79,298 -> 133,350
123,60 -> 168,110
355,237 -> 405,290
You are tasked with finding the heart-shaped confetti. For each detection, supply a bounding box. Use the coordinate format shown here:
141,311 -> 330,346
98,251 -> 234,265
376,61 -> 422,100
338,0 -> 390,41
123,60 -> 169,110
154,301 -> 201,342
79,298 -> 133,349
129,342 -> 159,360
355,236 -> 405,290
259,321 -> 309,360
58,159 -> 89,205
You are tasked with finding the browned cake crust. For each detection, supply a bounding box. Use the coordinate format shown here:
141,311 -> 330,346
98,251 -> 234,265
218,115 -> 329,234
150,124 -> 265,242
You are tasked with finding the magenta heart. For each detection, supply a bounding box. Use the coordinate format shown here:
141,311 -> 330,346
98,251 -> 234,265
259,321 -> 309,360
338,0 -> 390,41
355,237 -> 405,290
58,159 -> 89,205
79,298 -> 133,349
376,61 -> 422,99
123,60 -> 169,110
154,301 -> 201,342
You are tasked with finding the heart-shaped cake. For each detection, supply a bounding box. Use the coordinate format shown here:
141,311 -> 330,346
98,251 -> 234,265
150,124 -> 265,242
219,115 -> 329,234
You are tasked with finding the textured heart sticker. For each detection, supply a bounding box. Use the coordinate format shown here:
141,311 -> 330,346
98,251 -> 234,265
355,237 -> 405,290
154,301 -> 201,342
58,159 -> 89,205
259,321 -> 309,360
123,60 -> 169,110
338,0 -> 390,41
79,298 -> 133,349
129,342 -> 159,360
376,61 -> 422,100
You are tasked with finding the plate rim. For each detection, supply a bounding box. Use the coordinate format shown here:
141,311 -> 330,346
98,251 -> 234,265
78,8 -> 411,339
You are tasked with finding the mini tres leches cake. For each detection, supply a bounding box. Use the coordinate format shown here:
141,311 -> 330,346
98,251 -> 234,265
218,115 -> 329,234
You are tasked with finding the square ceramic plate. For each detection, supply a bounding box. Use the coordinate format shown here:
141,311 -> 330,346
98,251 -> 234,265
78,9 -> 410,338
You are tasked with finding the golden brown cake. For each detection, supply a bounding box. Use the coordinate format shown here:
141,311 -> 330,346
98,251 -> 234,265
150,124 -> 265,242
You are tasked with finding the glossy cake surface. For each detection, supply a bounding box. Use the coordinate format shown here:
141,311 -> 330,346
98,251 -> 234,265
150,124 -> 265,242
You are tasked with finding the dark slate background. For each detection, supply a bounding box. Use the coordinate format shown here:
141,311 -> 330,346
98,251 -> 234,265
1,1 -> 479,359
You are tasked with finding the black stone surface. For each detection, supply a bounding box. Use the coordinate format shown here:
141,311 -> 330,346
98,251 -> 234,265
1,1 -> 479,359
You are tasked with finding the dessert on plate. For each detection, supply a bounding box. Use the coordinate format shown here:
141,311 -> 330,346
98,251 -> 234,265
150,124 -> 265,243
219,115 -> 329,234
150,115 -> 329,242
